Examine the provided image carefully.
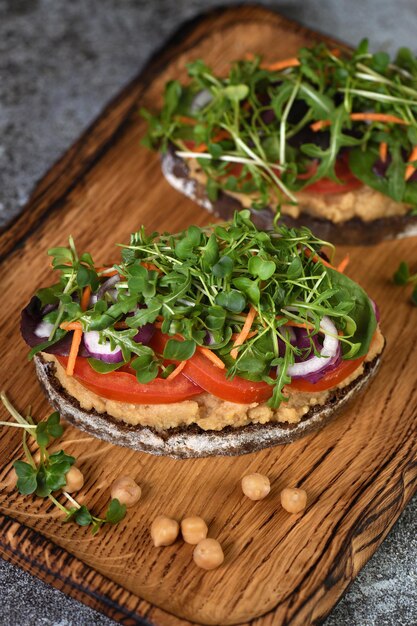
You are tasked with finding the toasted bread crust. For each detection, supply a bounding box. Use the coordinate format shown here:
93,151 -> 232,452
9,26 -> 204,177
34,352 -> 382,459
161,149 -> 417,246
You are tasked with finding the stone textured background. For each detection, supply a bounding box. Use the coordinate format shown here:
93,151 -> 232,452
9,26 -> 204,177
0,0 -> 416,624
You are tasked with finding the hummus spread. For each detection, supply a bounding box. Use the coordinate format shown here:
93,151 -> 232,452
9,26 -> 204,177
41,326 -> 384,432
187,160 -> 409,223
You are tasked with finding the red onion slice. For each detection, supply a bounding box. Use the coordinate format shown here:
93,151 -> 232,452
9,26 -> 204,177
83,331 -> 123,363
287,316 -> 340,378
34,320 -> 55,338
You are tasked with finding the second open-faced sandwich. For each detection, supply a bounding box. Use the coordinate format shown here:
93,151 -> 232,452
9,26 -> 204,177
142,40 -> 417,244
21,211 -> 384,458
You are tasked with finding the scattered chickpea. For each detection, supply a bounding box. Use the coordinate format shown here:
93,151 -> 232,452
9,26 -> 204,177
111,476 -> 142,508
64,466 -> 84,493
280,487 -> 307,514
241,473 -> 270,501
193,538 -> 224,570
181,516 -> 208,545
151,515 -> 179,547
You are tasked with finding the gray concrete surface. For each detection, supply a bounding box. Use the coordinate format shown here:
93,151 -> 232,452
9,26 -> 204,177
0,0 -> 416,624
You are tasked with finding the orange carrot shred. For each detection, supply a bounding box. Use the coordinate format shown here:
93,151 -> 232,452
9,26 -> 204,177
311,112 -> 409,132
80,286 -> 91,311
303,247 -> 335,269
197,346 -> 225,369
405,146 -> 417,181
231,306 -> 257,360
65,286 -> 90,376
337,254 -> 350,273
379,142 -> 388,163
191,129 -> 231,154
66,329 -> 82,377
60,321 -> 83,331
166,360 -> 187,381
262,58 -> 300,72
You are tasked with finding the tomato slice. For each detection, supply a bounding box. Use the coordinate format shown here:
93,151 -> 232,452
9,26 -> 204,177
287,354 -> 366,393
150,330 -> 273,404
302,155 -> 363,193
183,351 -> 273,404
56,356 -> 202,404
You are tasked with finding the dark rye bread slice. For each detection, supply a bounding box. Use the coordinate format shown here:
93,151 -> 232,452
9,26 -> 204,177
161,148 -> 417,246
34,352 -> 382,460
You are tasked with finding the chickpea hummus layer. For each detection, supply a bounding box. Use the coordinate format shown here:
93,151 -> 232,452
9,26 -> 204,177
188,159 -> 409,223
41,326 -> 383,432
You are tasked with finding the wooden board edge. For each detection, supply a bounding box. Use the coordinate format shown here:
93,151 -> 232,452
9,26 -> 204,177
1,4 -> 415,625
0,512 -> 156,626
0,2 -> 347,265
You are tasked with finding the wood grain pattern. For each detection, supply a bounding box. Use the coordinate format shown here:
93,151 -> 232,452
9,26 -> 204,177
0,6 -> 416,626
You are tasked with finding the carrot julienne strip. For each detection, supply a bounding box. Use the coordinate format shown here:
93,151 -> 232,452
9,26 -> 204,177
197,346 -> 225,369
166,360 -> 187,380
337,254 -> 350,273
379,141 -> 388,163
311,112 -> 409,132
405,146 -> 417,181
64,286 -> 90,376
262,57 -> 300,72
60,321 -> 83,331
231,306 -> 257,360
303,247 -> 335,269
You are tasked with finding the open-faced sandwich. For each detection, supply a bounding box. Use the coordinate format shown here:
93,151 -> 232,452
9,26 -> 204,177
142,40 -> 417,244
21,211 -> 384,458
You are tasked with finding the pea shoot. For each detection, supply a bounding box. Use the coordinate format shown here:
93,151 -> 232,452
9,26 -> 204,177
0,392 -> 126,534
142,40 -> 417,213
28,210 -> 377,408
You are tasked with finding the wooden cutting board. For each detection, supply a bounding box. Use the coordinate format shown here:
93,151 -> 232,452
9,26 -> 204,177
0,6 -> 416,625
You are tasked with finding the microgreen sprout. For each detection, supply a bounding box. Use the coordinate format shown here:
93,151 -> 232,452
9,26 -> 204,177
27,211 -> 377,408
0,392 -> 126,534
142,40 -> 417,213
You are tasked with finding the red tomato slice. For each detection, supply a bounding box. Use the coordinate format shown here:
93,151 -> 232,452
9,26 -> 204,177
302,155 -> 362,193
56,356 -> 202,404
183,351 -> 273,404
287,354 -> 366,393
150,330 -> 273,404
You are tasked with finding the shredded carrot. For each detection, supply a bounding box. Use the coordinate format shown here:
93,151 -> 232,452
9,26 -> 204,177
244,52 -> 256,61
80,286 -> 91,311
95,266 -> 119,277
141,262 -> 162,273
192,129 -> 231,154
197,346 -> 225,369
337,254 -> 350,273
176,115 -> 198,126
303,247 -> 335,269
64,286 -> 90,376
66,328 -> 82,377
276,316 -> 314,330
231,306 -> 257,360
231,330 -> 257,341
60,321 -> 83,331
166,360 -> 187,381
405,146 -> 417,181
262,57 -> 300,72
379,141 -> 388,163
311,112 -> 409,132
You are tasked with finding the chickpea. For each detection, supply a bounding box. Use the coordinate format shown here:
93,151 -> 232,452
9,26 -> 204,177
280,487 -> 307,514
193,538 -> 224,570
111,476 -> 142,508
64,466 -> 84,493
151,516 -> 179,547
181,516 -> 208,545
241,473 -> 270,501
